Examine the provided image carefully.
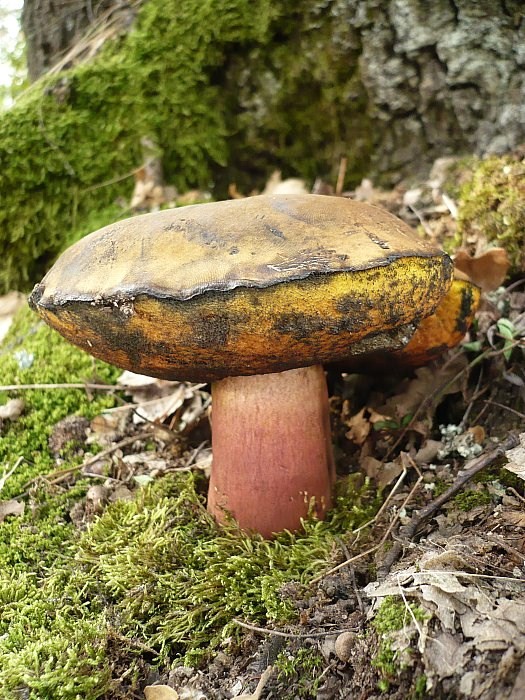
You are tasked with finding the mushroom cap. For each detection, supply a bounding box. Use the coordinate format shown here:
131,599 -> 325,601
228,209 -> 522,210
393,278 -> 480,367
29,194 -> 453,381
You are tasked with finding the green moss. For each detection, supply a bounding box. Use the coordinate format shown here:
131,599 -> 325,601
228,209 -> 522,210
275,646 -> 324,698
0,305 -> 120,499
413,674 -> 428,699
0,0 -> 376,293
371,596 -> 426,692
453,487 -> 492,512
454,155 -> 525,273
0,472 -> 376,699
372,596 -> 426,635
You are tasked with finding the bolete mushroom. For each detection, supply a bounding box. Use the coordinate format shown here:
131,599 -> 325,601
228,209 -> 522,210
29,194 -> 453,537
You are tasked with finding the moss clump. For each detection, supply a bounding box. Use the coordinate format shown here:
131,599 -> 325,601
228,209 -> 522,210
0,305 -> 120,499
453,487 -> 492,512
455,155 -> 525,273
371,596 -> 426,692
275,646 -> 325,699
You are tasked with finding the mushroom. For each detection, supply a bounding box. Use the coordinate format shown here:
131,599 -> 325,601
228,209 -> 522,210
29,194 -> 452,537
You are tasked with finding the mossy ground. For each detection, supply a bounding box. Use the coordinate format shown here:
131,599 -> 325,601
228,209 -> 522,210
445,155 -> 525,273
371,596 -> 427,693
0,306 -> 378,699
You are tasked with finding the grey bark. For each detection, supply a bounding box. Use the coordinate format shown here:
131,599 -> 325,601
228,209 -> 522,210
21,0 -> 120,80
358,0 -> 525,175
229,0 -> 524,184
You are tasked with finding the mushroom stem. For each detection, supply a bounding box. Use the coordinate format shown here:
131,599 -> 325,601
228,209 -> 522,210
208,365 -> 335,537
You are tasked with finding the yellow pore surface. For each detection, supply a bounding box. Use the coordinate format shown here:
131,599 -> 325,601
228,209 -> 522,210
39,254 -> 451,381
394,278 -> 481,367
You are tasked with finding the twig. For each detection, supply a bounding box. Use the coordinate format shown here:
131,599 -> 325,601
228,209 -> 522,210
238,666 -> 273,700
0,382 -> 118,392
413,569 -> 525,584
400,433 -> 520,542
483,400 -> 525,420
311,468 -> 423,584
0,456 -> 24,493
232,619 -> 355,639
335,157 -> 347,196
109,629 -> 159,656
16,432 -> 153,496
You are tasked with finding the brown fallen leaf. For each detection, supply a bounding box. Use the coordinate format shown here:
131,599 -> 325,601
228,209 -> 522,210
501,511 -> 525,528
0,499 -> 25,522
144,686 -> 179,700
0,398 -> 24,422
345,407 -> 392,446
504,433 -> 525,481
454,248 -> 510,292
379,354 -> 468,424
361,455 -> 403,489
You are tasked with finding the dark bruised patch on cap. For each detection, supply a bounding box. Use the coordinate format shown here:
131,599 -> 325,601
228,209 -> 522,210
456,284 -> 476,334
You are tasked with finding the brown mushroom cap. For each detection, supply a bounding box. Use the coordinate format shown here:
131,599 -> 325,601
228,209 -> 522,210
29,194 -> 453,381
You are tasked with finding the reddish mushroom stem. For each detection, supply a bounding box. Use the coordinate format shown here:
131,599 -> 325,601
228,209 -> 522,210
208,365 -> 335,537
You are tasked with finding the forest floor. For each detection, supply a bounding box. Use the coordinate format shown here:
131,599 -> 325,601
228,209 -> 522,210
0,159 -> 524,700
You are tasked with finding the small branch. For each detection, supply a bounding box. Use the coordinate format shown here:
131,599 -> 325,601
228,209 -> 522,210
483,400 -> 525,420
400,433 -> 520,542
335,157 -> 347,196
311,467 -> 423,584
16,431 -> 153,496
0,382 -> 118,392
238,666 -> 273,700
0,456 -> 25,494
232,619 -> 355,639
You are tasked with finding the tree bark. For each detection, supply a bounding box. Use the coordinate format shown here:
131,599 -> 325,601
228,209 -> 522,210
22,0 -> 123,80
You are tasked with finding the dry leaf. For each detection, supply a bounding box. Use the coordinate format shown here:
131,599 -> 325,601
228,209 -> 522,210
379,354 -> 468,422
454,248 -> 510,292
117,371 -> 209,428
144,686 -> 179,700
361,455 -> 403,489
262,170 -> 308,195
504,433 -> 525,481
0,499 -> 25,522
501,511 -> 525,527
89,410 -> 131,444
0,398 -> 24,421
345,408 -> 371,445
345,407 -> 393,445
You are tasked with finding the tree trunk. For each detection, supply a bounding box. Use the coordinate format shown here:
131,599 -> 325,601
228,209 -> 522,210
22,0 -> 124,80
226,0 -> 525,185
